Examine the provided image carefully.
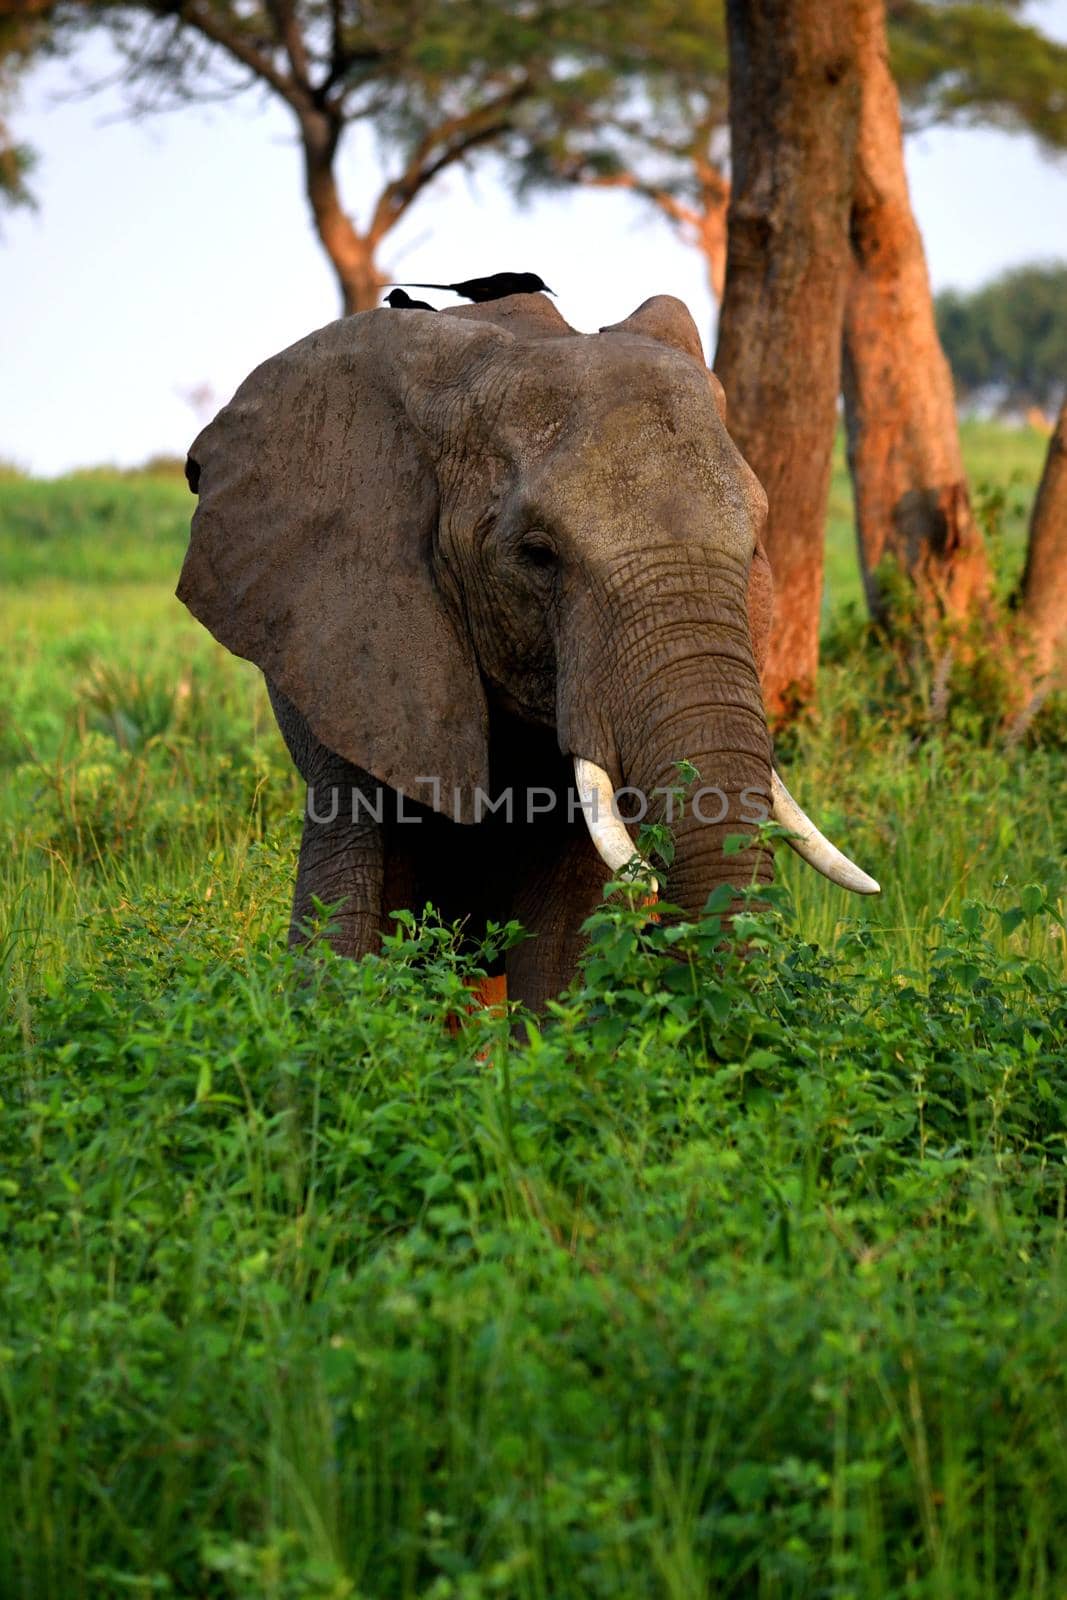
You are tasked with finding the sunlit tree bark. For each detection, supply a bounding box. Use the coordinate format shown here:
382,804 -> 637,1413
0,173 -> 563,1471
842,0 -> 994,634
1018,401 -> 1067,687
714,0 -> 861,720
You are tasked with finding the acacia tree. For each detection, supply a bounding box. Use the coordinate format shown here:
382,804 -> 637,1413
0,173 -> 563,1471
713,0 -> 861,719
842,0 -> 1067,642
1,0 -> 616,312
516,1 -> 1067,318
523,101 -> 730,299
510,0 -> 1066,715
511,3 -> 732,302
842,0 -> 996,636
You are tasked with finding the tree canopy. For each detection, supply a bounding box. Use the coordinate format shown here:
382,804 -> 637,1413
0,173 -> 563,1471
504,0 -> 1067,304
0,0 -> 640,306
3,0 -> 1066,296
889,0 -> 1067,150
0,7 -> 48,212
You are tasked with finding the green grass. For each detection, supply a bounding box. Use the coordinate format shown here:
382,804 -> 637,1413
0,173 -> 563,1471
821,418 -> 1047,620
1,434 -> 1065,1599
0,470 -> 192,587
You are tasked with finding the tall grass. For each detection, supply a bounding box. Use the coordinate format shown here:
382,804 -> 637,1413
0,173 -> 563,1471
1,440 -> 1064,1598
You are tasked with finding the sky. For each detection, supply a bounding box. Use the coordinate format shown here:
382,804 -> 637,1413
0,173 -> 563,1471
2,4 -> 1066,476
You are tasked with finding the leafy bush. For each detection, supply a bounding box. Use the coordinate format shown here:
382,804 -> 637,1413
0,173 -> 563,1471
2,887 -> 1065,1598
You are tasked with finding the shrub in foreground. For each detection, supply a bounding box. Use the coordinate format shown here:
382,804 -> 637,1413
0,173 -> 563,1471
1,885 -> 1065,1599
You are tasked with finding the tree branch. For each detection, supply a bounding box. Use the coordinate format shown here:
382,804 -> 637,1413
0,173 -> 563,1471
550,157 -> 701,232
366,78 -> 534,244
265,0 -> 310,93
171,1 -> 306,112
325,0 -> 344,91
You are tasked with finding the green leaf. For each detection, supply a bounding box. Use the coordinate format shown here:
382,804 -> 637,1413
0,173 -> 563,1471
1020,883 -> 1044,918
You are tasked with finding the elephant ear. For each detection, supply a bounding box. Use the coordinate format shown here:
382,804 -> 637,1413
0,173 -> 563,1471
177,310 -> 508,819
600,295 -> 727,420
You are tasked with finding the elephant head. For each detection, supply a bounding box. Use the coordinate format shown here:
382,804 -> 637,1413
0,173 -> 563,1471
178,292 -> 876,994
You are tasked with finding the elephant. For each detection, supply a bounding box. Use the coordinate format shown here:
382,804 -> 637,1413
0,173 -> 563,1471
178,291 -> 878,1010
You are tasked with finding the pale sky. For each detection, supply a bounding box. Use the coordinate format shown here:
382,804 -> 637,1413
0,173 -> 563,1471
2,5 -> 1066,476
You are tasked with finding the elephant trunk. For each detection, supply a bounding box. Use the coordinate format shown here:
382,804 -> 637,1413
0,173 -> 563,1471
567,555 -> 774,916
564,553 -> 879,912
615,660 -> 774,917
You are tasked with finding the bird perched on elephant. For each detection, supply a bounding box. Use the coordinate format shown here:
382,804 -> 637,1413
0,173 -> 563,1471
384,289 -> 436,311
386,270 -> 554,302
178,292 -> 877,1010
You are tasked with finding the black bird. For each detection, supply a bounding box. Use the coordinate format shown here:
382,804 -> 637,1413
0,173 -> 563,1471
386,271 -> 554,304
384,289 -> 436,311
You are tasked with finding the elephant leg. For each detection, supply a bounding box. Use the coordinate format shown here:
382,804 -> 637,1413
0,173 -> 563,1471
506,825 -> 608,1012
289,759 -> 385,958
291,769 -> 384,955
268,677 -> 384,956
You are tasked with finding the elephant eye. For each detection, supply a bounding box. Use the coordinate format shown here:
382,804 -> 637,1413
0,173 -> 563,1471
518,531 -> 558,570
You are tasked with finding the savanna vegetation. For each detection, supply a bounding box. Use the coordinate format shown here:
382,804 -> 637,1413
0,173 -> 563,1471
2,430 -> 1064,1598
3,0 -> 1067,1593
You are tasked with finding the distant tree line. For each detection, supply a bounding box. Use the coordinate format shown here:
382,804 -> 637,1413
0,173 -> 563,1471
936,263 -> 1067,414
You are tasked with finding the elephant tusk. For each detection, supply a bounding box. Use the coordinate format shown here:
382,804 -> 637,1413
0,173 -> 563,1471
770,769 -> 880,895
573,758 -> 658,892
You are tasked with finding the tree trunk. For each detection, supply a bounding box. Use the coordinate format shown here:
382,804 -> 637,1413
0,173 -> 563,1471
300,113 -> 383,315
842,0 -> 993,635
714,0 -> 862,721
1017,401 -> 1067,685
